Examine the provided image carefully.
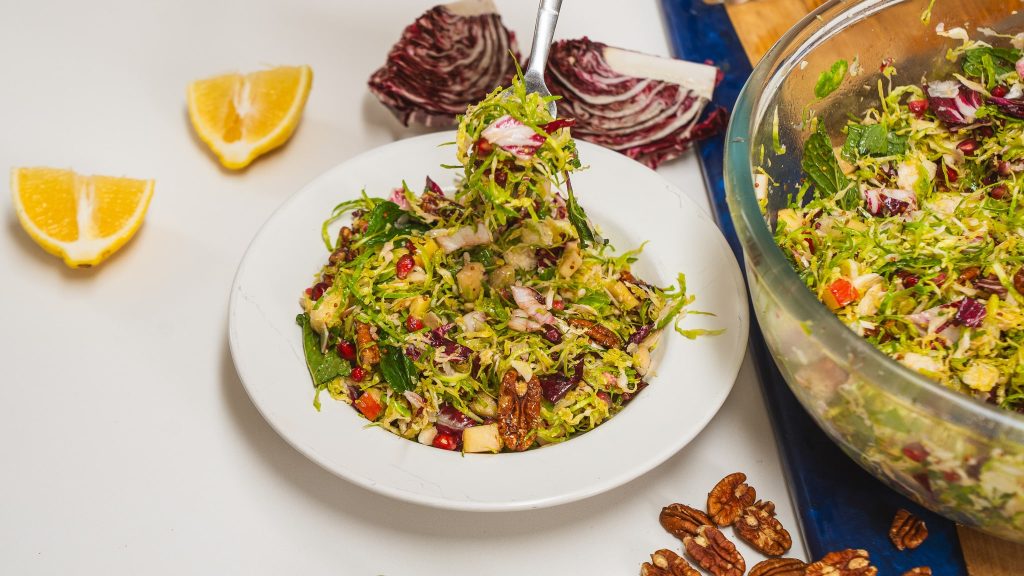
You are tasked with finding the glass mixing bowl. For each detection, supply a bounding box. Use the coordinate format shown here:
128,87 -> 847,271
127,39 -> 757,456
725,0 -> 1024,541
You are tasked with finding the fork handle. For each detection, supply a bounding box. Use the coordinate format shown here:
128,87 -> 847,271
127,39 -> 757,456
525,0 -> 562,78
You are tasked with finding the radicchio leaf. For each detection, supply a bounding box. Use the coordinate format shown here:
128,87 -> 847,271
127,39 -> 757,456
862,188 -> 917,216
988,95 -> 1024,119
538,357 -> 585,403
367,0 -> 520,128
926,81 -> 983,125
545,37 -> 722,169
481,115 -> 545,160
953,297 -> 986,328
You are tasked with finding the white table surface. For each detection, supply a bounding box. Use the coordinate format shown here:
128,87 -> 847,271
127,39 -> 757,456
0,0 -> 807,573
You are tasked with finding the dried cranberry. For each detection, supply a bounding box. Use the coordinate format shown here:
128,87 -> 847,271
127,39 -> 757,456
957,139 -> 979,155
1014,268 -> 1024,295
943,165 -> 958,183
542,326 -> 562,344
992,85 -> 1009,98
432,432 -> 458,451
990,185 -> 1009,200
933,272 -> 948,286
907,99 -> 929,116
596,391 -> 611,404
541,118 -> 576,133
896,270 -> 920,288
902,442 -> 929,462
310,282 -> 330,301
395,254 -> 415,279
350,366 -> 367,382
406,315 -> 424,332
942,470 -> 962,483
337,340 -> 356,361
976,125 -> 995,138
405,240 -> 417,254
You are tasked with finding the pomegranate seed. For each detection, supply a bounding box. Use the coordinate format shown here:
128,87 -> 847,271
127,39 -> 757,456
944,165 -> 958,183
933,272 -> 948,285
304,287 -> 313,296
957,139 -> 979,155
405,240 -> 417,254
902,442 -> 929,462
552,299 -> 565,311
907,99 -> 928,115
395,254 -> 415,279
310,282 -> 330,300
942,470 -> 962,483
992,85 -> 1009,97
337,340 -> 356,361
596,391 -> 611,405
432,432 -> 458,451
999,160 -> 1013,177
976,126 -> 995,139
350,366 -> 366,382
990,185 -> 1009,200
896,270 -> 920,288
406,315 -> 424,332
474,138 -> 493,156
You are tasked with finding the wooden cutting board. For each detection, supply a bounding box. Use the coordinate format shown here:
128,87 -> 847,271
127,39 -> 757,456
719,0 -> 1024,572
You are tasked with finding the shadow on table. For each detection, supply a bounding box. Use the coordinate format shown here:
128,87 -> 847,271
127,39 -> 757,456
218,336 -> 643,536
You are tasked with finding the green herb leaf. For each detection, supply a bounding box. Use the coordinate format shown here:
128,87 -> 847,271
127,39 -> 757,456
565,176 -> 596,249
963,46 -> 1021,87
361,199 -> 428,248
842,123 -> 907,161
296,314 -> 351,386
379,345 -> 417,393
814,59 -> 848,99
577,291 -> 612,310
803,124 -> 853,206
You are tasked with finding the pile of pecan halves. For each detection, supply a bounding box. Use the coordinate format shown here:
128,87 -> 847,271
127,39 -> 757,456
641,472 -> 931,576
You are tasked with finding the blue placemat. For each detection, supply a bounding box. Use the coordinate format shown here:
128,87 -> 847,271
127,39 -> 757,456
659,0 -> 968,573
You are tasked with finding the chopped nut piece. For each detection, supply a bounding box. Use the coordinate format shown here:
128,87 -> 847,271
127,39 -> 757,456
735,502 -> 792,556
355,321 -> 380,367
889,509 -> 928,551
683,525 -> 745,576
497,369 -> 541,451
707,472 -> 756,526
901,568 -> 931,576
805,549 -> 877,576
748,558 -> 808,576
640,549 -> 700,576
660,503 -> 712,541
568,318 -> 622,349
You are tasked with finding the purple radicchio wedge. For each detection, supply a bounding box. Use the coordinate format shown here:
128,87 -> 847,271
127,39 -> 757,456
925,80 -> 983,125
545,37 -> 725,169
367,0 -> 520,128
538,357 -> 585,403
988,95 -> 1024,119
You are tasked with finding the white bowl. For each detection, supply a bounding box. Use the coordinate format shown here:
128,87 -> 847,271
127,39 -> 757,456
228,132 -> 749,511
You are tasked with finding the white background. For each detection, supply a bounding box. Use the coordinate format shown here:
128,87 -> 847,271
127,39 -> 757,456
0,0 -> 806,573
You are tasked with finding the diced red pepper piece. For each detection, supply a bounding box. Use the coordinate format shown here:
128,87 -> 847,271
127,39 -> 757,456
823,278 -> 859,310
354,392 -> 382,421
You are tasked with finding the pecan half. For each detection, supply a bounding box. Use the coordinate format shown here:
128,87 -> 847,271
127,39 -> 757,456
568,318 -> 622,349
901,568 -> 931,576
660,503 -> 712,541
889,509 -> 928,551
752,499 -> 776,516
735,502 -> 792,556
497,369 -> 541,451
707,472 -> 756,526
805,549 -> 877,576
355,322 -> 380,367
749,558 -> 808,576
640,549 -> 700,576
683,525 -> 745,576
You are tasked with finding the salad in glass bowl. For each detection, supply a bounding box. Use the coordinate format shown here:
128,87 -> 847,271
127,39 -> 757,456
296,76 -> 711,454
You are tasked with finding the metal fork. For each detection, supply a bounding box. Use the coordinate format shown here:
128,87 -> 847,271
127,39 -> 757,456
523,0 -> 563,118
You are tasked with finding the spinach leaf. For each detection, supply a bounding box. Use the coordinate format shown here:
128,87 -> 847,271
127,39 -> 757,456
361,200 -> 428,248
379,345 -> 417,393
296,314 -> 351,385
842,124 -> 907,161
565,176 -> 596,249
814,59 -> 848,99
803,124 -> 854,207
